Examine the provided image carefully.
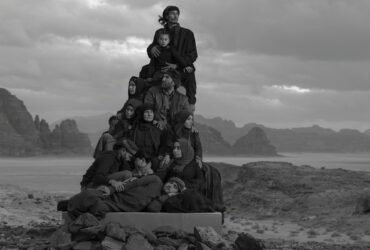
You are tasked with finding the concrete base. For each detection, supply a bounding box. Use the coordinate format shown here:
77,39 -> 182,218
63,212 -> 222,233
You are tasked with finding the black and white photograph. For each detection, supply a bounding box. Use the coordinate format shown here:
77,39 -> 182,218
1,1 -> 370,249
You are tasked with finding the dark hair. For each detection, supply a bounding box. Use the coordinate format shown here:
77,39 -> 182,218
158,6 -> 180,26
108,115 -> 118,125
134,150 -> 151,163
157,28 -> 170,38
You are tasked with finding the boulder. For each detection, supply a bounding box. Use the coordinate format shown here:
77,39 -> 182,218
49,229 -> 72,249
101,236 -> 125,250
69,213 -> 100,233
194,226 -> 228,249
234,233 -> 264,250
125,233 -> 153,250
73,241 -> 93,250
105,222 -> 127,241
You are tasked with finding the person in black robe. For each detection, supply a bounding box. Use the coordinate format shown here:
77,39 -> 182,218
173,110 -> 203,168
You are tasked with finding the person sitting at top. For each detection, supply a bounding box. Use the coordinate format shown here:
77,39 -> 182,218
115,98 -> 142,141
145,29 -> 187,85
81,140 -> 138,190
173,110 -> 203,168
144,70 -> 190,130
67,152 -> 162,218
157,138 -> 203,192
127,76 -> 150,101
93,115 -> 119,159
130,103 -> 171,171
147,5 -> 198,109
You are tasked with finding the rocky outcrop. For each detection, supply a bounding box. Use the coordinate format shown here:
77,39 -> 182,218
36,119 -> 92,155
232,127 -> 277,156
0,88 -> 41,156
195,123 -> 232,155
0,88 -> 92,156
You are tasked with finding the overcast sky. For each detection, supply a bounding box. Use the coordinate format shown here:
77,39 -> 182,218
1,0 -> 370,131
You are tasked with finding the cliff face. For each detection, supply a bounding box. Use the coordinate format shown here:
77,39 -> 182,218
0,89 -> 41,156
195,123 -> 232,155
232,127 -> 277,156
0,88 -> 92,156
36,118 -> 92,155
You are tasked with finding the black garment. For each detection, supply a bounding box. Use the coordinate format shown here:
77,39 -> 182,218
113,118 -> 136,141
201,162 -> 225,212
80,151 -> 129,188
131,122 -> 161,157
161,160 -> 203,192
152,46 -> 187,71
147,25 -> 198,104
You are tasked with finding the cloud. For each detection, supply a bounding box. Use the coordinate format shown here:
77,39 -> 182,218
0,0 -> 369,131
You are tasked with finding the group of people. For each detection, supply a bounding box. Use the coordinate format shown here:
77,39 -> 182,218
59,6 -> 224,219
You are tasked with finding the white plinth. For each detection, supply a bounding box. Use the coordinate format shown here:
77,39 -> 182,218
63,212 -> 223,233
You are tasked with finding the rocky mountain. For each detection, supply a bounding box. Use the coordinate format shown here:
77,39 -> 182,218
195,114 -> 247,145
52,112 -> 113,133
0,88 -> 92,156
0,89 -> 40,156
196,115 -> 370,153
195,123 -> 232,155
232,127 -> 278,156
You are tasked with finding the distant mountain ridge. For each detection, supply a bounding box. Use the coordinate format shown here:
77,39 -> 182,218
195,114 -> 370,153
0,88 -> 92,156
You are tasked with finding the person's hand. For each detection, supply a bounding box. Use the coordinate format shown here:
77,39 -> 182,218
196,158 -> 203,169
153,120 -> 166,130
159,155 -> 170,169
184,66 -> 194,73
122,177 -> 137,185
109,180 -> 125,192
161,62 -> 177,72
97,185 -> 111,196
150,45 -> 160,58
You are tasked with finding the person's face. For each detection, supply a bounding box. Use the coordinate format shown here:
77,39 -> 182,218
128,81 -> 136,95
161,74 -> 174,90
158,34 -> 170,47
173,142 -> 182,159
110,119 -> 119,129
143,109 -> 154,122
184,115 -> 193,129
125,105 -> 135,119
166,10 -> 179,24
135,157 -> 147,170
163,182 -> 179,194
116,112 -> 123,120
